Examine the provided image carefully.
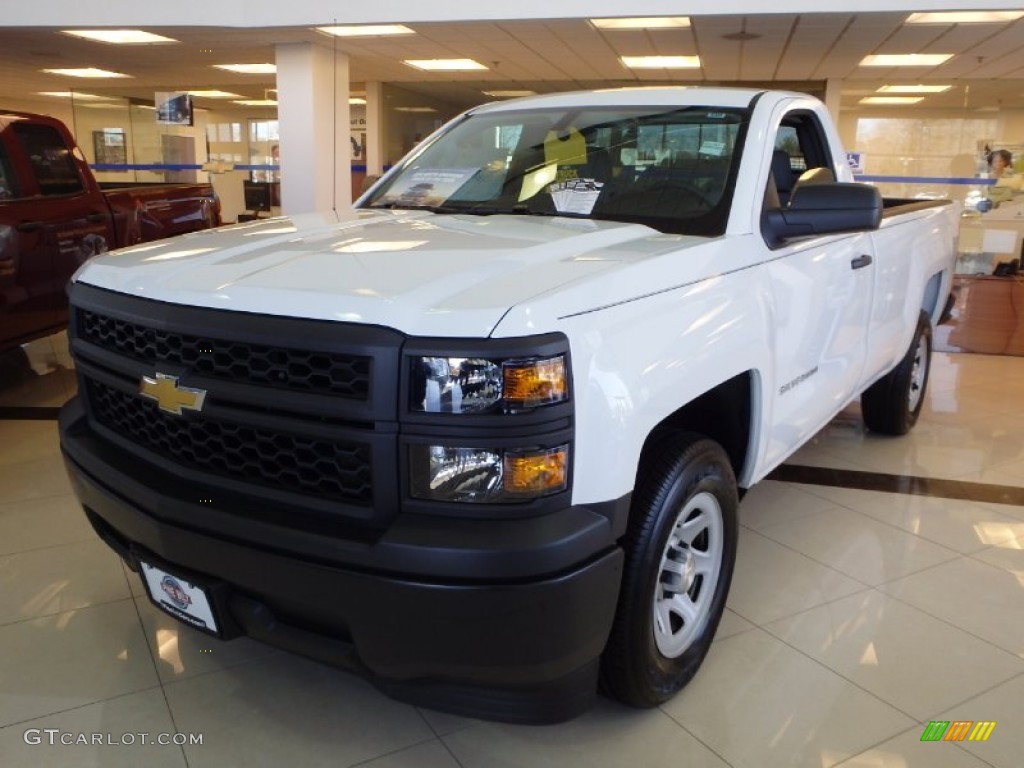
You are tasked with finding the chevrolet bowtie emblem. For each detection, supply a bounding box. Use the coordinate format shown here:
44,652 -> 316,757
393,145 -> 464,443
139,373 -> 207,416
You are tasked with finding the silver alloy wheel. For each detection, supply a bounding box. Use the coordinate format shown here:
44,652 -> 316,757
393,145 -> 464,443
652,490 -> 724,658
908,335 -> 928,413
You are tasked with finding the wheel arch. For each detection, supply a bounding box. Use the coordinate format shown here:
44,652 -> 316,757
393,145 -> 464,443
636,370 -> 756,493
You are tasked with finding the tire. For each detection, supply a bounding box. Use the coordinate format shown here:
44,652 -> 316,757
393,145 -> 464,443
601,431 -> 738,708
861,311 -> 932,436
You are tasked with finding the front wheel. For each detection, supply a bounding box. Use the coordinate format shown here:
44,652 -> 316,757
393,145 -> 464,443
601,432 -> 738,708
861,311 -> 932,436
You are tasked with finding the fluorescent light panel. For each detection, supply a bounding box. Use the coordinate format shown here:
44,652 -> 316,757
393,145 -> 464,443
233,99 -> 277,106
906,11 -> 1024,24
877,84 -> 951,93
42,67 -> 130,78
483,90 -> 537,98
591,17 -> 691,29
394,106 -> 437,113
860,96 -> 925,105
404,59 -> 488,71
860,54 -> 953,67
316,24 -> 414,37
37,91 -> 113,100
621,55 -> 701,69
62,29 -> 178,44
186,90 -> 241,99
214,63 -> 276,74
349,97 -> 367,105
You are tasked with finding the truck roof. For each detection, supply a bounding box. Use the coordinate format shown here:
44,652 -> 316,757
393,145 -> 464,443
470,86 -> 771,114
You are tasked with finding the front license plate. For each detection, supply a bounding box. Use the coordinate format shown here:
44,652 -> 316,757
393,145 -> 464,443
139,560 -> 220,635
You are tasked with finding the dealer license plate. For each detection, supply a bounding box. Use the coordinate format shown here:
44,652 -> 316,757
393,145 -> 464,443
139,559 -> 220,635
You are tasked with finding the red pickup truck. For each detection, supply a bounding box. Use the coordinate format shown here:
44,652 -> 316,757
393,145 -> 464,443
0,110 -> 219,350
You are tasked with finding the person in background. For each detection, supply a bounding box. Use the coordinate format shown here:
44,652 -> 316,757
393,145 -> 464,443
988,148 -> 1013,178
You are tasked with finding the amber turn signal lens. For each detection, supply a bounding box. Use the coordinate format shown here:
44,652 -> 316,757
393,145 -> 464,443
503,445 -> 568,495
502,357 -> 567,408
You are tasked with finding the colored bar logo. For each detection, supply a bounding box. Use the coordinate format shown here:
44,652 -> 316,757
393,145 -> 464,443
920,721 -> 996,742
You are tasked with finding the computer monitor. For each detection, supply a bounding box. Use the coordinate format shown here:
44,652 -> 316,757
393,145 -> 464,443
242,181 -> 273,214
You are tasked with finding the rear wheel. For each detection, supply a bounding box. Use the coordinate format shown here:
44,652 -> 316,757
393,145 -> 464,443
861,311 -> 932,436
601,432 -> 738,708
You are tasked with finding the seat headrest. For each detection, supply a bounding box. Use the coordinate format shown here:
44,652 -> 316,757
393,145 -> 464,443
771,150 -> 795,193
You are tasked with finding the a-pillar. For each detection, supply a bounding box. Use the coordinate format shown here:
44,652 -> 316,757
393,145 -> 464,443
275,42 -> 352,214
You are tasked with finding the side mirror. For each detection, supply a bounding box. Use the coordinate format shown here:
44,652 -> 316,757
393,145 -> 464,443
762,182 -> 882,248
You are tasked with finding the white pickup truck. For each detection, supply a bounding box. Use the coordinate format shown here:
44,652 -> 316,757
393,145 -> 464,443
59,87 -> 958,723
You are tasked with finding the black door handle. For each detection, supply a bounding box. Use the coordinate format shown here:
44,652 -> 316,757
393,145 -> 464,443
86,212 -> 107,223
16,220 -> 42,233
851,254 -> 873,270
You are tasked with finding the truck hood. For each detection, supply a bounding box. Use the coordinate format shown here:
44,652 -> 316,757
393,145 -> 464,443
75,210 -> 709,336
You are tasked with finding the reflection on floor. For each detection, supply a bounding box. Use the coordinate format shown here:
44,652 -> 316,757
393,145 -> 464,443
0,351 -> 1022,768
0,331 -> 75,415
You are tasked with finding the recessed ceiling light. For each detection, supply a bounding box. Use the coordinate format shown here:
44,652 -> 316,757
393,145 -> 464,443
232,99 -> 277,106
394,106 -> 437,113
591,17 -> 691,30
62,29 -> 179,44
860,54 -> 953,67
483,90 -> 537,98
349,97 -> 367,105
42,67 -> 131,78
316,24 -> 414,37
859,96 -> 925,105
621,55 -> 701,69
214,63 -> 277,74
186,90 -> 242,99
877,84 -> 952,94
404,59 -> 488,71
906,11 -> 1024,24
36,91 -> 113,100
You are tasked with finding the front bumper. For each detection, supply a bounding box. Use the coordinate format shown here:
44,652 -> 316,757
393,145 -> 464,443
60,400 -> 625,724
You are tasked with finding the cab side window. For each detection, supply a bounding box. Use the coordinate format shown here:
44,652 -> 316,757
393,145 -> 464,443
0,142 -> 18,200
10,123 -> 84,197
765,113 -> 834,211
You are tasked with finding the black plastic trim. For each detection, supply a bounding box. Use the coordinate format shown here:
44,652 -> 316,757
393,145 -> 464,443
65,443 -> 624,723
69,282 -> 405,423
61,400 -> 624,581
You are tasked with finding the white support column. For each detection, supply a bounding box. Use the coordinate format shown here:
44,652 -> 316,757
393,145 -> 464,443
275,42 -> 352,214
823,78 -> 842,125
364,81 -> 385,177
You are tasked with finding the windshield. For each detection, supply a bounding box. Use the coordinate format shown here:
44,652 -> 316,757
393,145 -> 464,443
361,105 -> 749,237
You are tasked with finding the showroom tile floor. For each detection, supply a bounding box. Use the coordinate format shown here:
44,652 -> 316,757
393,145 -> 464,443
0,344 -> 1022,768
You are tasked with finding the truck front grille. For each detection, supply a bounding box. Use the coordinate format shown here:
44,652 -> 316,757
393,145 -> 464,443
79,310 -> 371,400
66,284 -> 405,528
88,380 -> 374,505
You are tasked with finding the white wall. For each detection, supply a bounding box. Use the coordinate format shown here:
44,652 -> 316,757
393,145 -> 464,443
838,106 -> 1024,202
1,97 -> 74,127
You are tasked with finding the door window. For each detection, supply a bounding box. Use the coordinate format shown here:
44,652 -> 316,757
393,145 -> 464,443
11,123 -> 84,196
0,142 -> 19,199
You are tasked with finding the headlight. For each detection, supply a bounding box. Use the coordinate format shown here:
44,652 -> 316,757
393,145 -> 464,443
410,444 -> 568,503
410,354 -> 568,414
